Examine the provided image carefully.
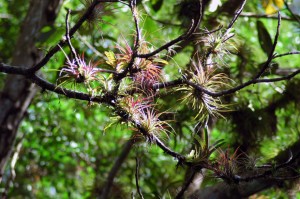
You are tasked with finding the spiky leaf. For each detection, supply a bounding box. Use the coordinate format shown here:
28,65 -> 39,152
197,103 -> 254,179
105,51 -> 116,67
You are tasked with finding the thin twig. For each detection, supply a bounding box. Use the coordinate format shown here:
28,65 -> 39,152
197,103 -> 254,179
226,0 -> 247,30
136,0 -> 203,58
152,64 -> 300,97
197,26 -> 223,36
131,0 -> 140,51
256,69 -> 300,83
255,12 -> 281,79
273,51 -> 300,59
239,13 -> 294,21
65,9 -> 81,66
284,0 -> 300,24
28,0 -> 121,74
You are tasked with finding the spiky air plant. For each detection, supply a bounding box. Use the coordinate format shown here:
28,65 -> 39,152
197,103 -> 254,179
82,0 -> 105,23
177,61 -> 231,122
197,28 -> 237,67
186,128 -> 224,167
57,48 -> 103,94
132,58 -> 164,93
120,96 -> 172,142
59,54 -> 101,83
214,147 -> 241,182
120,96 -> 151,121
105,40 -> 166,93
80,0 -> 117,30
104,39 -> 133,73
137,108 -> 172,142
132,42 -> 167,93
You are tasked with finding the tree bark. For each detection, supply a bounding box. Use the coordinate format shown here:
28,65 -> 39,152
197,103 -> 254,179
0,0 -> 63,183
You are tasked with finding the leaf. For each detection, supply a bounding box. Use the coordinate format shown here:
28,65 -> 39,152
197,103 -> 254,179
209,139 -> 225,154
201,128 -> 208,151
151,0 -> 163,12
262,0 -> 284,14
104,51 -> 116,67
256,20 -> 273,56
274,0 -> 284,8
152,58 -> 169,66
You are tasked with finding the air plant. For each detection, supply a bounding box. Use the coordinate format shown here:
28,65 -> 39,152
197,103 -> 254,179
198,28 -> 237,67
120,96 -> 151,121
177,61 -> 231,122
105,40 -> 166,93
82,0 -> 105,24
57,46 -> 104,94
214,147 -> 241,182
59,54 -> 101,82
137,108 -> 172,142
105,40 -> 133,73
132,59 -> 164,92
186,128 -> 224,167
120,96 -> 172,142
132,42 -> 167,92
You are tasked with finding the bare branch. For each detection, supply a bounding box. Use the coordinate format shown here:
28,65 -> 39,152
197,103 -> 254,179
273,51 -> 300,59
31,74 -> 110,103
284,0 -> 300,24
255,12 -> 281,79
226,0 -> 247,30
136,0 -> 203,58
239,12 -> 294,21
130,0 -> 140,51
27,0 -> 121,74
65,9 -> 80,64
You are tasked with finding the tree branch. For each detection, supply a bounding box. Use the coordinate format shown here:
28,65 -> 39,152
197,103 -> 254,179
254,12 -> 281,79
239,12 -> 294,21
100,139 -> 135,199
27,0 -> 121,74
136,0 -> 203,58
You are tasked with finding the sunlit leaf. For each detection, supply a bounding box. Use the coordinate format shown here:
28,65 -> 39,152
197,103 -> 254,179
262,0 -> 284,14
104,51 -> 116,67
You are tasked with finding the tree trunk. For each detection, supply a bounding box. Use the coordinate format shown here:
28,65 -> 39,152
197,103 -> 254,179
0,0 -> 63,183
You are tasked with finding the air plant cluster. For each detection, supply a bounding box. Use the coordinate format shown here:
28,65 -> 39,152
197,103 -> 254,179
57,48 -> 105,94
198,28 -> 237,67
56,1 -> 239,183
105,40 -> 166,93
186,129 -> 225,167
1,0 -> 298,195
120,96 -> 171,142
214,147 -> 241,182
177,60 -> 231,122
